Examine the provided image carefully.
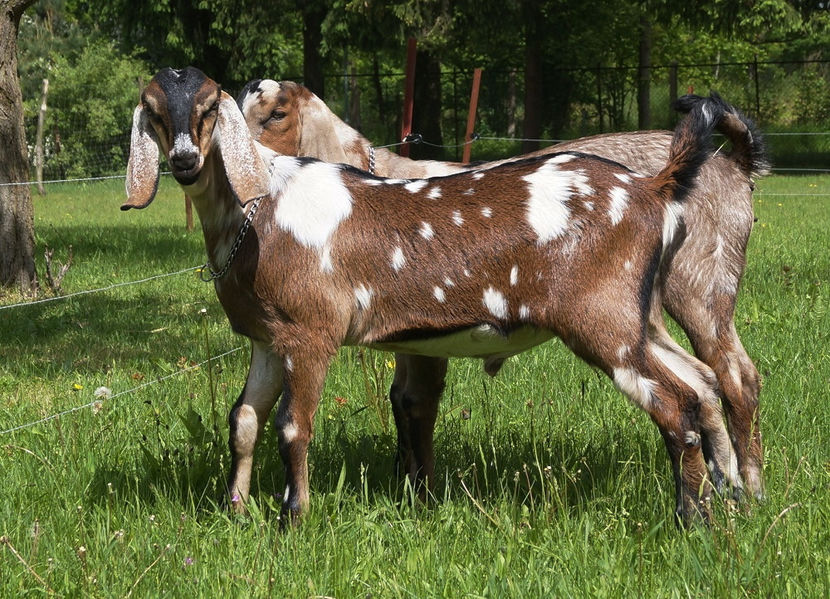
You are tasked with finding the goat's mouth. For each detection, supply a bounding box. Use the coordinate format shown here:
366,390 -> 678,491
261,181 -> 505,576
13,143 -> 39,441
172,167 -> 201,186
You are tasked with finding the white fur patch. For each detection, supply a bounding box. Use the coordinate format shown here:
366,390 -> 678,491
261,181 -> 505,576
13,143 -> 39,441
662,200 -> 685,252
420,222 -> 434,240
463,188 -> 475,196
405,180 -> 428,194
173,132 -> 197,156
433,286 -> 446,303
354,284 -> 373,310
614,173 -> 632,184
623,259 -> 633,271
608,187 -> 630,225
272,158 -> 353,249
391,247 -> 406,271
524,161 -> 593,243
427,187 -> 442,200
281,422 -> 298,443
519,305 -> 530,320
482,287 -> 508,319
444,277 -> 455,287
481,206 -> 492,218
510,265 -> 519,286
452,210 -> 464,227
548,154 -> 576,165
613,367 -> 656,410
472,172 -> 485,180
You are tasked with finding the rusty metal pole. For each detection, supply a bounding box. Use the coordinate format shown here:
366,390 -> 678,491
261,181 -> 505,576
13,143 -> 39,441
399,38 -> 417,158
462,68 -> 482,164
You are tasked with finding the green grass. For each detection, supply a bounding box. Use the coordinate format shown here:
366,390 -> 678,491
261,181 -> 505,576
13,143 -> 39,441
1,174 -> 828,597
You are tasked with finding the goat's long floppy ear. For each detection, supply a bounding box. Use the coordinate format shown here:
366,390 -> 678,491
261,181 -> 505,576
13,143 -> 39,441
122,105 -> 160,210
217,92 -> 272,206
298,94 -> 350,164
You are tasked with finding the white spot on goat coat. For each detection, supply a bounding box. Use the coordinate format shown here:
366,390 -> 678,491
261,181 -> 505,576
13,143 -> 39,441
608,187 -> 630,225
482,287 -> 508,319
391,247 -> 406,271
510,265 -> 519,286
433,286 -> 446,303
613,367 -> 656,409
405,180 -> 428,194
662,200 -> 685,252
272,158 -> 353,249
452,210 -> 464,226
427,187 -> 442,200
481,206 -> 492,218
524,160 -> 593,243
519,305 -> 530,320
614,173 -> 632,184
420,222 -> 434,240
281,422 -> 299,443
354,284 -> 373,310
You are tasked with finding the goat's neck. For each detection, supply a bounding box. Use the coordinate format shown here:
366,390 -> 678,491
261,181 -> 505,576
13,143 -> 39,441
188,154 -> 248,272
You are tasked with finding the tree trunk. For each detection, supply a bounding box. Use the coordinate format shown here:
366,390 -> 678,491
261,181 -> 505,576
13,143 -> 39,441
521,0 -> 543,153
637,14 -> 652,130
0,0 -> 38,293
410,49 -> 443,161
302,0 -> 327,99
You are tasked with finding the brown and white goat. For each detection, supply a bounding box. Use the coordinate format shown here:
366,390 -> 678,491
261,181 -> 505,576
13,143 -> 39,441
237,79 -> 768,500
126,66 -> 734,525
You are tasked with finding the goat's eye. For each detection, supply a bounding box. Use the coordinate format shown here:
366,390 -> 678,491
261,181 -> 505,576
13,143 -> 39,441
270,110 -> 286,121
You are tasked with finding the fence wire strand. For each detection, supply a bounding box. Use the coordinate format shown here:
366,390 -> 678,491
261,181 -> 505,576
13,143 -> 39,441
0,265 -> 201,312
0,346 -> 245,436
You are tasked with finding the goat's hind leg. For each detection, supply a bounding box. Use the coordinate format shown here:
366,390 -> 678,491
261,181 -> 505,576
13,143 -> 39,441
228,340 -> 285,512
649,328 -> 743,498
613,344 -> 714,525
390,354 -> 447,496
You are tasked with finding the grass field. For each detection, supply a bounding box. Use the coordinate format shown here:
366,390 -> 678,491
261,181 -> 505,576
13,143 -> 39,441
1,174 -> 828,597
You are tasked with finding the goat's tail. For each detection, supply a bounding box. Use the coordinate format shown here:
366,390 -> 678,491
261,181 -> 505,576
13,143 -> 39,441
648,93 -> 735,205
674,93 -> 770,179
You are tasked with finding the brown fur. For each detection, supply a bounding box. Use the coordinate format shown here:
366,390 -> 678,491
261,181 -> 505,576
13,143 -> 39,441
238,80 -> 766,500
127,67 -> 737,526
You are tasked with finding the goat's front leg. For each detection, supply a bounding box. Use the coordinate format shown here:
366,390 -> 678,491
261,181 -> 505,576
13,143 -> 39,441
390,354 -> 447,494
228,340 -> 285,512
273,346 -> 333,525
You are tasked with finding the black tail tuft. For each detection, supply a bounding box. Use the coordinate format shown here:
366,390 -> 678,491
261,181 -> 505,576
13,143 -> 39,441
673,92 -> 769,179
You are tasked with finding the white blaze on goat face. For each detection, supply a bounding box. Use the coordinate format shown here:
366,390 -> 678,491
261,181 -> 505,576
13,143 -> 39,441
390,246 -> 406,271
173,132 -> 198,156
482,287 -> 508,319
608,186 -> 630,225
272,160 -> 353,249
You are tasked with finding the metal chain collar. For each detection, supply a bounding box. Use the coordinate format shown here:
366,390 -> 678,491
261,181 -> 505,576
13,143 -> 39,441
368,144 -> 376,175
199,196 -> 262,282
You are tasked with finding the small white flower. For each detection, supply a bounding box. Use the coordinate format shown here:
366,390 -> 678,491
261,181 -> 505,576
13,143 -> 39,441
94,386 -> 112,399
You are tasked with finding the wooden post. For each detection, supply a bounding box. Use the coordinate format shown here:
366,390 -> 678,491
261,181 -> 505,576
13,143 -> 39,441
35,78 -> 48,195
185,195 -> 194,231
462,68 -> 482,164
399,38 -> 417,157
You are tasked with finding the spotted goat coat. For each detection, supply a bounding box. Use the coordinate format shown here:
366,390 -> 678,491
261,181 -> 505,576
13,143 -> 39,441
237,78 -> 769,502
127,66 -> 740,525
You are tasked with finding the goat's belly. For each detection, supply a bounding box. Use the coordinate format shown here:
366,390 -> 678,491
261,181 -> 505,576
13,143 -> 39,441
367,324 -> 555,361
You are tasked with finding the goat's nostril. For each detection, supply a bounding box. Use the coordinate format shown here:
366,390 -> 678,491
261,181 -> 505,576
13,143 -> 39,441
171,152 -> 198,171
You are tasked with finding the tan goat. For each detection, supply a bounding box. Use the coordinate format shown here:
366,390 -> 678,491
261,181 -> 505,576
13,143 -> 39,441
237,79 -> 768,500
126,66 -> 737,525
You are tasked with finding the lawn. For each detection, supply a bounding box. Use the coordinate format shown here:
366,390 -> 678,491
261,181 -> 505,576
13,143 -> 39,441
1,174 -> 828,597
